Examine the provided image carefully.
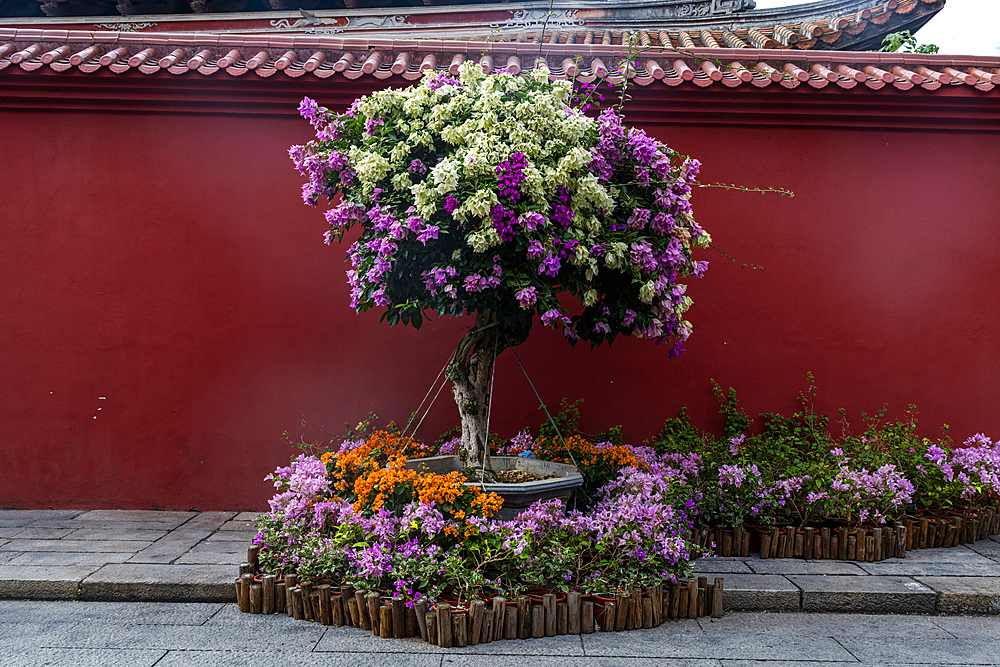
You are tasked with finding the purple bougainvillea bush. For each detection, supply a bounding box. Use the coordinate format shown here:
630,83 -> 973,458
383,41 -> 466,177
289,62 -> 709,469
252,417 -> 1000,601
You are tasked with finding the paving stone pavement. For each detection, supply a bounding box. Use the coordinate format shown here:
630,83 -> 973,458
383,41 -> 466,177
0,511 -> 998,615
2,602 -> 999,667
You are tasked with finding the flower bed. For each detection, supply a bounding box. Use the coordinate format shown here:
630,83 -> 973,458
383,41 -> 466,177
235,393 -> 1000,641
235,427 -> 718,643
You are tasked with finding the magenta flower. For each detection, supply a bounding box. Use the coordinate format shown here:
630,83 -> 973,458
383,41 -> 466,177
538,253 -> 561,277
541,309 -> 563,327
515,286 -> 538,309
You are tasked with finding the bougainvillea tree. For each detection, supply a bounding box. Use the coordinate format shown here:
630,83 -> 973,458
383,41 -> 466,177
290,62 -> 710,470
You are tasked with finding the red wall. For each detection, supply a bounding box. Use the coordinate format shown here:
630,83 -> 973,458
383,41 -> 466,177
2,77 -> 998,509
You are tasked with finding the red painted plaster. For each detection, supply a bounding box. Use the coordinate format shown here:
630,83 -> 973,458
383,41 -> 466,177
1,84 -> 998,510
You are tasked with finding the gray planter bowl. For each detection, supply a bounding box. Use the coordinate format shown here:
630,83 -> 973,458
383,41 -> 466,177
403,455 -> 584,520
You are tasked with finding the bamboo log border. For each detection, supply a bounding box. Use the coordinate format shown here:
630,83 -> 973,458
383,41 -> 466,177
233,548 -> 729,644
233,500 -> 1000,642
233,582 -> 724,638
687,501 -> 999,561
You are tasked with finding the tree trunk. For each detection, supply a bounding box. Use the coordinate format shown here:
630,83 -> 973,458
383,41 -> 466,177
447,310 -> 529,469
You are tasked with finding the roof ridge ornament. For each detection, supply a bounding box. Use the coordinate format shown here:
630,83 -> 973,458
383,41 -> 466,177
712,0 -> 756,14
650,0 -> 757,17
489,10 -> 585,34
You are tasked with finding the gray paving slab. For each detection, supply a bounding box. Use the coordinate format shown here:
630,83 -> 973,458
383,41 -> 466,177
7,552 -> 136,567
444,659 -> 717,667
858,561 -> 1000,577
186,511 -> 238,529
0,600 -> 226,625
719,663 -> 857,667
836,633 -> 1000,664
917,576 -> 1000,615
217,519 -> 258,531
0,620 -> 85,651
81,563 -> 237,602
712,574 -> 800,612
449,633 -> 588,656
204,531 -> 256,542
748,560 -> 868,576
0,510 -> 84,521
0,537 -> 9,549
76,510 -> 196,526
0,519 -> 36,527
696,611 -> 951,638
0,550 -> 23,563
69,528 -> 171,541
6,527 -> 81,540
175,547 -> 245,565
158,652 -> 444,667
650,618 -> 705,634
126,535 -> 209,564
720,663 -> 957,667
47,615 -> 327,651
318,624 -> 587,655
3,539 -> 153,553
24,520 -> 181,531
788,575 -> 936,614
694,559 -> 753,574
2,648 -> 168,667
883,546 -> 989,563
232,512 -> 264,521
312,625 -> 444,654
0,565 -> 101,599
127,512 -> 235,565
967,539 -> 1000,559
184,541 -> 246,555
581,627 -> 855,660
199,601 -> 287,628
931,614 -> 1000,638
0,527 -> 27,538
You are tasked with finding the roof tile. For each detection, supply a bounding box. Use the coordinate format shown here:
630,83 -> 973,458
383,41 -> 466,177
292,36 -> 321,49
339,38 -> 369,50
0,26 -> 994,98
13,29 -> 43,41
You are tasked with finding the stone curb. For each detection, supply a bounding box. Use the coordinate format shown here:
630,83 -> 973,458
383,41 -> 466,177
80,564 -> 236,602
80,580 -> 235,602
5,571 -> 1000,616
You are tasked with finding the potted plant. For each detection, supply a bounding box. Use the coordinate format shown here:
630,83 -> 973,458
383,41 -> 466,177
289,61 -> 710,479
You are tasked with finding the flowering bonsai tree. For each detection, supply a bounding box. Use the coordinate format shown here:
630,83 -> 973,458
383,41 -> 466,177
290,62 -> 710,472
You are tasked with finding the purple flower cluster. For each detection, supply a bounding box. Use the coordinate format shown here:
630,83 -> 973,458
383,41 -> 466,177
491,204 -> 519,242
515,286 -> 538,310
426,72 -> 462,90
496,153 -> 528,203
926,434 -> 1000,500
421,265 -> 459,299
828,464 -> 914,525
264,455 -> 335,528
549,186 -> 574,229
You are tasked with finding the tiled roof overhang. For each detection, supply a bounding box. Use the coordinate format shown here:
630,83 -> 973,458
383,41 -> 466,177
2,27 -> 998,134
2,27 -> 997,93
0,0 -> 946,54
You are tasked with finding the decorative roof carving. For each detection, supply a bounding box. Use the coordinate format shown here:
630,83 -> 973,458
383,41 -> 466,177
0,0 -> 948,55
